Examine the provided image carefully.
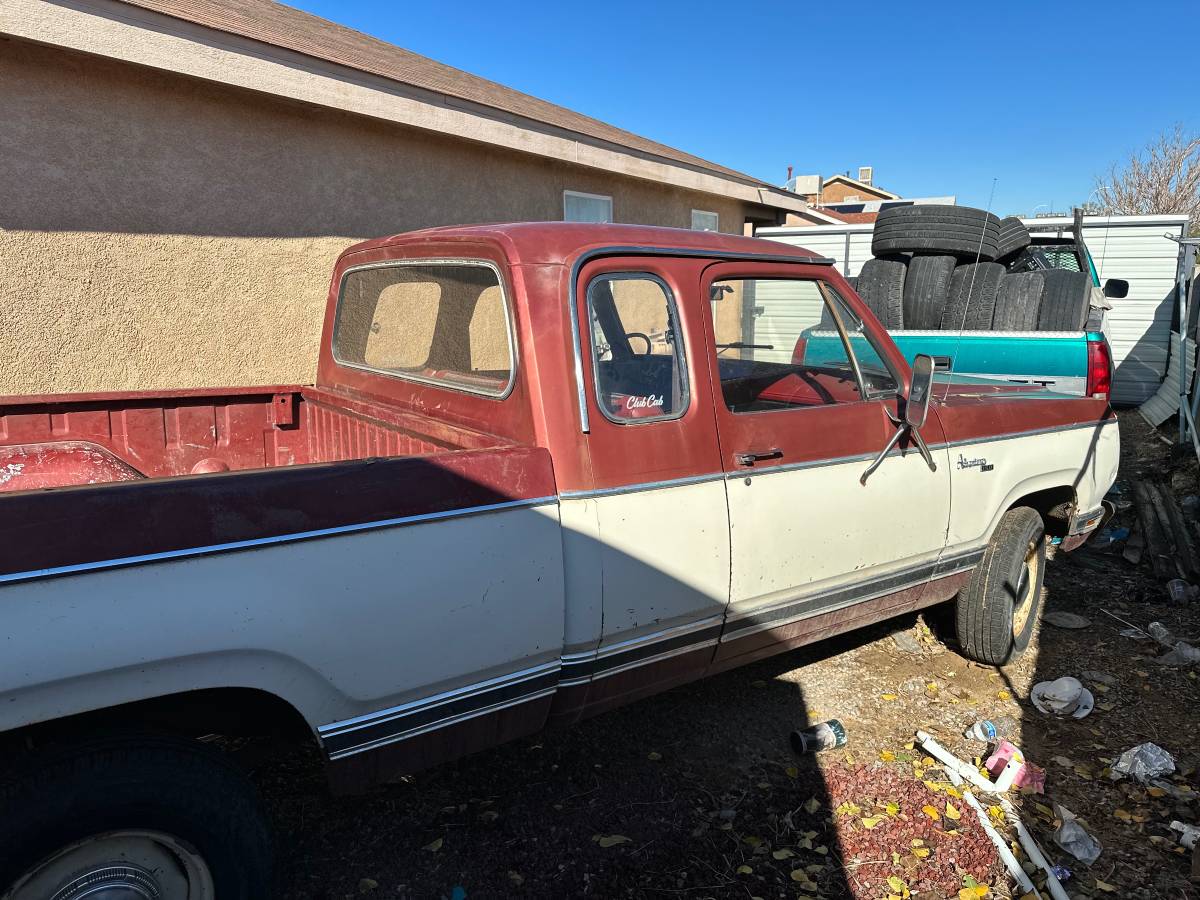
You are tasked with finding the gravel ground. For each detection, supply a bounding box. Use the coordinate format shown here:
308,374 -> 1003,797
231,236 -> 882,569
256,411 -> 1200,899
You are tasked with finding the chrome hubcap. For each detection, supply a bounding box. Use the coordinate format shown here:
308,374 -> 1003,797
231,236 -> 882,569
3,831 -> 213,900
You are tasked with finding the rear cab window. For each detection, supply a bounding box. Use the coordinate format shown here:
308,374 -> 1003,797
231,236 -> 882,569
332,260 -> 515,397
708,276 -> 898,413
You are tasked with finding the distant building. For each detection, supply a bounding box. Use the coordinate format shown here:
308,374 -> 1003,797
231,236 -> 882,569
782,166 -> 955,226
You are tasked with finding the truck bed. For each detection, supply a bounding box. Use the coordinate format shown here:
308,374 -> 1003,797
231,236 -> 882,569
0,384 -> 507,492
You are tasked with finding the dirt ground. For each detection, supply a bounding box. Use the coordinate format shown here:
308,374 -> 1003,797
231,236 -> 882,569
257,410 -> 1200,900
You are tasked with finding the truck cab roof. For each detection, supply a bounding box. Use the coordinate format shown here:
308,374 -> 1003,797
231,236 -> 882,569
340,221 -> 833,268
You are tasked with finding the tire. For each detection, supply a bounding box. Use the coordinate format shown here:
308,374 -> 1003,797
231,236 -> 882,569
1036,270 -> 1092,331
0,735 -> 272,899
995,216 -> 1031,261
955,507 -> 1046,666
992,273 -> 1043,331
902,255 -> 956,329
855,256 -> 906,328
872,205 -> 1001,260
939,262 -> 1004,330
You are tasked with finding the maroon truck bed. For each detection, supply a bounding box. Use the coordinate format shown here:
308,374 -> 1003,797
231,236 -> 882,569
0,385 -> 506,493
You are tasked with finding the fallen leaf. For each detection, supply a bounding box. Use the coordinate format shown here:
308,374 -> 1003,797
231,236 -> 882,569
836,801 -> 862,816
804,797 -> 821,814
881,693 -> 899,701
880,750 -> 897,762
478,810 -> 499,822
913,846 -> 931,858
647,751 -> 662,761
1113,808 -> 1132,822
945,802 -> 962,821
595,834 -> 630,848
997,690 -> 1012,701
422,837 -> 443,852
772,848 -> 795,860
884,801 -> 900,817
507,871 -> 524,887
1148,786 -> 1168,798
860,815 -> 884,829
922,805 -> 941,821
357,878 -> 379,893
814,845 -> 828,855
1095,880 -> 1118,892
742,835 -> 762,848
735,864 -> 753,875
785,765 -> 799,780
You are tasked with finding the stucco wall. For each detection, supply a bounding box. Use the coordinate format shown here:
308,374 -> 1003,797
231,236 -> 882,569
0,38 -> 747,393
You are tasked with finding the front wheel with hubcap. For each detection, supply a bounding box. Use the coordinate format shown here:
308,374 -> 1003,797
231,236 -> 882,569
0,735 -> 272,900
955,506 -> 1046,666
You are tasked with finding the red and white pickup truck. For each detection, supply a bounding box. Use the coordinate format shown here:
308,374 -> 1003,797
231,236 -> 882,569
0,223 -> 1117,897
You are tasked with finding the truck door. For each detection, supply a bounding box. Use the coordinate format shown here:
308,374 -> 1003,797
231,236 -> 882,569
566,256 -> 729,714
699,262 -> 953,666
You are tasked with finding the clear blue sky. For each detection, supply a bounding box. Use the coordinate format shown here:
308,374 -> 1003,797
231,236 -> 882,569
289,0 -> 1197,218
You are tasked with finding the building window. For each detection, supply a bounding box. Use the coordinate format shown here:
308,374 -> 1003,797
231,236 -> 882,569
691,209 -> 719,232
564,190 -> 613,223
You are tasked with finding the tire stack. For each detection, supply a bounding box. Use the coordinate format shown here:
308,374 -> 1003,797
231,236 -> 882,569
852,206 -> 1092,331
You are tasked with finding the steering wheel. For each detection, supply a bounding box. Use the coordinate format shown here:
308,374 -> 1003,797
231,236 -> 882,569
625,332 -> 652,355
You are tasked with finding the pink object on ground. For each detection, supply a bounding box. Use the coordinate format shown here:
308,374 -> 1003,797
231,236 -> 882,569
985,740 -> 1046,794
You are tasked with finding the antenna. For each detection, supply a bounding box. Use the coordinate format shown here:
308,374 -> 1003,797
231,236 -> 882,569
940,178 -> 999,400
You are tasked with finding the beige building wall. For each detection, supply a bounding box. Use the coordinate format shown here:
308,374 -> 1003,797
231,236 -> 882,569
0,39 -> 748,394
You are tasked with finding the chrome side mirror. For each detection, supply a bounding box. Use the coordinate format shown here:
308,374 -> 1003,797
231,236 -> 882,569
906,354 -> 935,429
861,354 -> 937,485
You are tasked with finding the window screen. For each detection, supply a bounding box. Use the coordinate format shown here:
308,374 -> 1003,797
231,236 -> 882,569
564,191 -> 613,223
708,277 -> 897,413
333,262 -> 514,396
588,274 -> 689,423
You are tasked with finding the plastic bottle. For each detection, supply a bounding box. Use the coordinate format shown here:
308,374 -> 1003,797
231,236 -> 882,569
963,717 -> 1017,741
790,719 -> 847,754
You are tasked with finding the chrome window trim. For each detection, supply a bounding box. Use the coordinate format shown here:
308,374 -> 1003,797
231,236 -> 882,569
331,258 -> 519,400
586,271 -> 691,427
559,471 -> 726,500
319,659 -> 561,739
568,246 -> 835,433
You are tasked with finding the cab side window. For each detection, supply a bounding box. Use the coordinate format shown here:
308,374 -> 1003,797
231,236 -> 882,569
587,274 -> 689,423
708,277 -> 897,413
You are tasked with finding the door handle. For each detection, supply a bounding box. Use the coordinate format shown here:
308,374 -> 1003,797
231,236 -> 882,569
735,448 -> 783,466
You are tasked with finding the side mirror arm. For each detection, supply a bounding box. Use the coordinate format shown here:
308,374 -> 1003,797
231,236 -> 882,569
860,407 -> 937,486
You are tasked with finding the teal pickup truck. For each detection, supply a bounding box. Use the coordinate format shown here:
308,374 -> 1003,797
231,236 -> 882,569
797,209 -> 1129,398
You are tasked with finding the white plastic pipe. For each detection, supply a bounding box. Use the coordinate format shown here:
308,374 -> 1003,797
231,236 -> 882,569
917,732 -> 1069,900
947,769 -> 1038,896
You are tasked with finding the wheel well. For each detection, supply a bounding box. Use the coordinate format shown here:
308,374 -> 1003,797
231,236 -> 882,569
1010,485 -> 1076,537
0,688 -> 316,757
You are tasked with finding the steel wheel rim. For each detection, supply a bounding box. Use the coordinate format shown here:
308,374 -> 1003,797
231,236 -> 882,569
2,830 -> 214,900
1011,536 -> 1041,637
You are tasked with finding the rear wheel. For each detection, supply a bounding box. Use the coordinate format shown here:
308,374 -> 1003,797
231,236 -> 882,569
955,507 -> 1046,666
0,735 -> 272,899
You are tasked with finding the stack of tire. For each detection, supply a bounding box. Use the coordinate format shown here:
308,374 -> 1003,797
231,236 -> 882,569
849,206 -> 1093,332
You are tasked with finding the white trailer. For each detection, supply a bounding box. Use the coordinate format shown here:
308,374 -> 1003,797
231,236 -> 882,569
757,214 -> 1190,406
